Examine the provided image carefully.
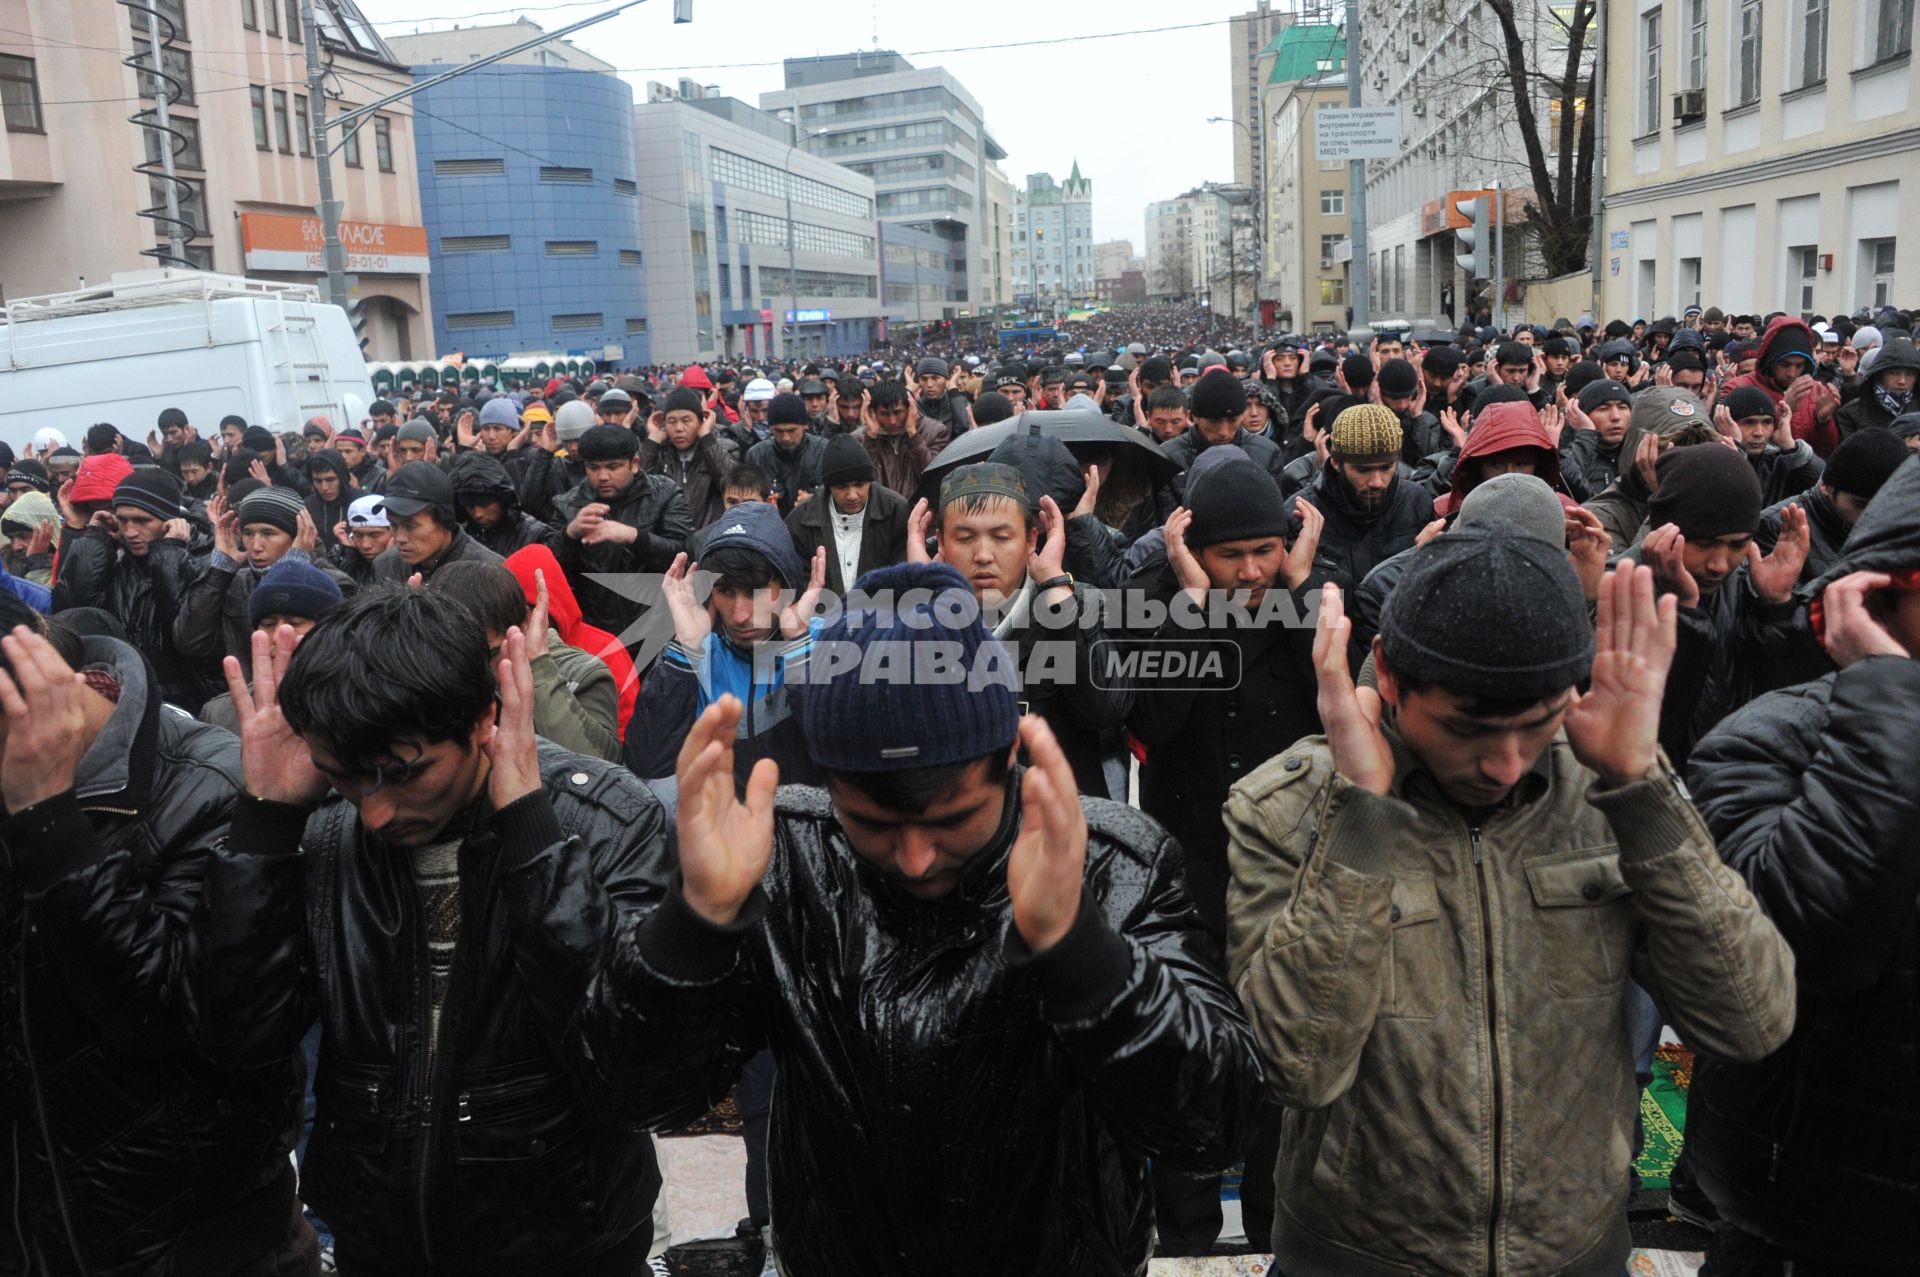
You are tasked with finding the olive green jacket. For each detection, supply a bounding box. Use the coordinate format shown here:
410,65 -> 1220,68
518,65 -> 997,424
1224,730 -> 1794,1277
532,632 -> 620,763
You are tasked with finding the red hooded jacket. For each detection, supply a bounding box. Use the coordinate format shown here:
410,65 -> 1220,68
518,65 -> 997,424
1434,401 -> 1579,519
1721,316 -> 1838,457
504,544 -> 638,739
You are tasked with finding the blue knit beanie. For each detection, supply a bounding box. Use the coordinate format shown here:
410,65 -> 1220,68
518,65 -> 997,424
800,561 -> 1019,773
248,557 -> 344,628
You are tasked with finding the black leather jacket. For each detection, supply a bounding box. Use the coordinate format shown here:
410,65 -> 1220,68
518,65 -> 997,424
553,474 -> 692,642
1686,657 -> 1920,1267
554,782 -> 1262,1276
192,747 -> 672,1274
0,638 -> 303,1277
1288,464 -> 1436,593
50,527 -> 217,711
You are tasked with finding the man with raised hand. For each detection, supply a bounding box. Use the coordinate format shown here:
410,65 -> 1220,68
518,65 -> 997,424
579,560 -> 1260,1276
1226,542 -> 1794,1276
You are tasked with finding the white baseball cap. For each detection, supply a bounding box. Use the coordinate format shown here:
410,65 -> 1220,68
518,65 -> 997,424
346,494 -> 390,528
743,378 -> 777,403
32,427 -> 67,451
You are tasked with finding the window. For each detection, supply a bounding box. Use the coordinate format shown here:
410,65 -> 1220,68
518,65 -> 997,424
288,0 -> 302,38
342,123 -> 361,168
149,175 -> 206,234
612,178 -> 637,195
544,241 -> 597,256
714,207 -> 728,244
249,85 -> 270,150
1320,277 -> 1346,305
538,166 -> 592,184
1641,8 -> 1663,130
433,158 -> 504,177
1685,0 -> 1708,89
130,0 -> 188,40
1679,257 -> 1703,308
1735,0 -> 1764,106
272,89 -> 291,153
137,46 -> 193,105
718,264 -> 732,303
552,314 -> 603,331
1792,245 -> 1819,314
1793,0 -> 1828,86
243,0 -> 257,29
625,318 -> 648,334
0,55 -> 42,133
689,229 -> 707,256
182,244 -> 215,271
709,148 -> 874,218
374,116 -> 393,172
739,265 -> 750,295
293,94 -> 310,156
446,311 -> 513,330
1871,239 -> 1897,308
145,115 -> 202,169
619,249 -> 643,267
1877,0 -> 1914,61
1320,189 -> 1345,215
264,0 -> 280,37
441,235 -> 510,252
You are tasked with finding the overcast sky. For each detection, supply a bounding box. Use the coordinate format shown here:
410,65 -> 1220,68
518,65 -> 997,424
366,0 -> 1266,246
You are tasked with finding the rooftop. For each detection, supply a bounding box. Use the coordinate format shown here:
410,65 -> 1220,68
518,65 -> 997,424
1266,24 -> 1346,84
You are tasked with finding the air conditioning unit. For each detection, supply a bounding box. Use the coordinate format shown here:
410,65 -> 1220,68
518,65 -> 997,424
1320,256 -> 1335,269
1412,103 -> 1427,117
1673,88 -> 1706,121
1412,30 -> 1425,45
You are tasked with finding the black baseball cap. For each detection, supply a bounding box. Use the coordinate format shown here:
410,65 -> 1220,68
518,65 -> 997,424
380,460 -> 454,517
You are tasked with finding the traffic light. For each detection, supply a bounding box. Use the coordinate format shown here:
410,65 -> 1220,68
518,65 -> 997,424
1454,195 -> 1490,278
346,297 -> 371,353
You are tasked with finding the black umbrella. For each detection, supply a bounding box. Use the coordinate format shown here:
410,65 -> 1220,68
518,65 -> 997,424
922,408 -> 1180,490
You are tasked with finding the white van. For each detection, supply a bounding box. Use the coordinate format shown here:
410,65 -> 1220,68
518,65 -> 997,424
0,269 -> 375,452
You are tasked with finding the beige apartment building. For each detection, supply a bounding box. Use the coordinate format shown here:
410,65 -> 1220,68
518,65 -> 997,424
1603,0 -> 1917,320
1263,24 -> 1351,332
0,0 -> 430,358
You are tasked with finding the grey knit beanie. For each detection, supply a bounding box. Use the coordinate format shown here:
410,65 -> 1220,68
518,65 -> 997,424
1379,526 -> 1593,701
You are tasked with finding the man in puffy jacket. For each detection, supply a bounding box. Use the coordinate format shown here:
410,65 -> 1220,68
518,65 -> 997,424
1430,400 -> 1577,520
175,486 -> 354,675
640,387 -> 739,529
744,394 -> 826,515
1722,316 -> 1845,457
370,461 -> 504,585
1685,453 -> 1920,1276
449,452 -> 561,559
186,586 -> 671,1275
572,559 -> 1262,1276
1226,541 -> 1795,1277
0,607 -> 316,1276
1161,369 -> 1289,489
912,356 -> 974,436
52,461 -> 216,711
1835,333 -> 1920,441
1560,377 -> 1635,502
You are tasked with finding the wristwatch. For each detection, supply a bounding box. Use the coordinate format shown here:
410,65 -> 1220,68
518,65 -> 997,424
1033,574 -> 1074,593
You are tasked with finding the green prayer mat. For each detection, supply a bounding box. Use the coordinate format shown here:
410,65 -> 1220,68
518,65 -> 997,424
1635,1044 -> 1694,1189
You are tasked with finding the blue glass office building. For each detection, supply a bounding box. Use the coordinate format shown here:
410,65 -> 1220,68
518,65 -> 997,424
409,64 -> 649,364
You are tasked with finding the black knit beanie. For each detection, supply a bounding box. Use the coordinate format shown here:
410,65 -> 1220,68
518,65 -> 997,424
1185,459 -> 1289,549
663,387 -> 705,418
1422,345 -> 1465,378
1576,378 -> 1632,413
817,434 -> 873,487
1380,526 -> 1594,701
1722,386 -> 1776,422
110,465 -> 184,521
1377,358 -> 1419,397
1189,369 -> 1248,422
1648,444 -> 1763,540
1822,429 -> 1911,500
767,393 -> 811,428
1341,353 -> 1375,390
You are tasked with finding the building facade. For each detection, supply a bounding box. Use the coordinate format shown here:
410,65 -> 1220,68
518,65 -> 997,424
1601,0 -> 1916,320
634,85 -> 882,364
0,0 -> 431,358
390,24 -> 645,363
1011,165 -> 1094,309
983,159 -> 1015,311
1231,1 -> 1292,193
1145,184 -> 1254,315
1263,24 -> 1352,332
761,52 -> 1007,323
1351,0 -> 1586,324
1146,195 -> 1196,300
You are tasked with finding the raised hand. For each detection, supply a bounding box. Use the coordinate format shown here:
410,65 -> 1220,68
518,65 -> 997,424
675,696 -> 779,925
483,627 -> 542,810
455,410 -> 478,451
1439,408 -> 1467,451
1539,403 -> 1565,450
294,508 -> 319,554
1070,463 -> 1103,520
56,480 -> 85,530
1633,432 -> 1663,493
1564,564 -> 1676,787
1029,495 -> 1069,588
1819,571 -> 1912,667
1312,583 -> 1394,795
332,519 -> 349,548
0,627 -> 94,812
778,548 -> 828,639
224,625 -> 330,807
209,494 -> 241,560
1413,515 -> 1448,548
1006,715 -> 1088,953
24,520 -> 54,558
1164,506 -> 1211,604
1282,498 -> 1324,590
1565,506 -> 1611,603
1712,404 -> 1739,442
906,497 -> 933,564
249,458 -> 271,487
1749,502 -> 1810,604
1639,524 -> 1701,608
661,553 -> 711,648
525,568 -> 552,654
645,413 -> 667,445
1775,396 -> 1797,449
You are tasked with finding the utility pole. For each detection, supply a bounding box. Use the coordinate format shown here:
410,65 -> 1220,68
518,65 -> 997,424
1492,179 -> 1505,331
1588,0 -> 1606,318
1345,0 -> 1369,330
302,0 -> 659,319
142,0 -> 188,266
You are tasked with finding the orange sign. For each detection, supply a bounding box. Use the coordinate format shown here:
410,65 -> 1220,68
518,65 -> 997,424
240,213 -> 430,275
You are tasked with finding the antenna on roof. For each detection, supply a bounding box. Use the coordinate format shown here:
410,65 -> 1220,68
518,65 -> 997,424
871,2 -> 878,49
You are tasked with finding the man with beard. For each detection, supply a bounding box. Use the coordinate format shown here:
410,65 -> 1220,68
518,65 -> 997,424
1289,405 -> 1436,592
745,394 -> 827,515
784,434 -> 909,598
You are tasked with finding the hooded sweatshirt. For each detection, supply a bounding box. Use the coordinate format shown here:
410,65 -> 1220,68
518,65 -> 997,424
503,543 -> 637,740
302,449 -> 361,549
450,452 -> 562,558
3,490 -> 59,586
1723,317 -> 1838,456
1432,402 -> 1577,519
1835,335 -> 1920,442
